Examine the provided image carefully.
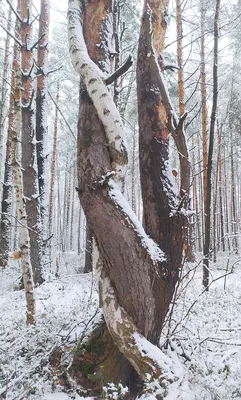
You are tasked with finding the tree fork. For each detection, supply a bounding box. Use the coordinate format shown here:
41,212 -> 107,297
67,0 -> 190,395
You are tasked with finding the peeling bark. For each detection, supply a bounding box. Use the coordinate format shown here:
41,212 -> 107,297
137,2 -> 190,293
68,0 -> 128,181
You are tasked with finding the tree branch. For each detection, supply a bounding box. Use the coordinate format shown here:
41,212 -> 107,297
105,55 -> 133,85
0,24 -> 22,47
48,90 -> 76,141
6,0 -> 22,23
30,33 -> 45,51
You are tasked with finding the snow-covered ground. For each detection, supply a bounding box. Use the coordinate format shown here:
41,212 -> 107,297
0,252 -> 241,399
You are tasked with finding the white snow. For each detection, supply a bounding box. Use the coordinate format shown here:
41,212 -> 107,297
1,252 -> 241,399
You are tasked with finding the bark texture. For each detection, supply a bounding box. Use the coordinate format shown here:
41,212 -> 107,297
12,7 -> 35,325
49,81 -> 59,234
68,0 -> 190,394
21,0 -> 43,285
200,4 -> 208,253
84,222 -> 93,273
36,0 -> 50,219
203,0 -> 221,288
137,1 -> 189,299
0,6 -> 11,188
0,39 -> 16,268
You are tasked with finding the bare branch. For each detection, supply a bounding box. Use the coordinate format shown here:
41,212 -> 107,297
6,0 -> 22,23
105,55 -> 133,85
0,24 -> 22,47
48,90 -> 76,141
30,33 -> 45,52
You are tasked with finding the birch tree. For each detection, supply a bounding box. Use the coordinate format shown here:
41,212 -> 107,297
0,39 -> 15,268
12,0 -> 35,325
20,0 -> 43,285
67,0 -> 190,394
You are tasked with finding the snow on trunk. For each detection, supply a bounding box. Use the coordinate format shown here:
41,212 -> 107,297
12,26 -> 35,326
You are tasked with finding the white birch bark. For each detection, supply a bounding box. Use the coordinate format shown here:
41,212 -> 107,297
67,0 -> 128,181
12,30 -> 35,326
94,244 -> 175,383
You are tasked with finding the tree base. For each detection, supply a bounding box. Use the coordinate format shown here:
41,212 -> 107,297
69,315 -> 142,398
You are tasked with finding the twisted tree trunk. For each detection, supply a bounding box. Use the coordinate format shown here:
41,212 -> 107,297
67,0 -> 190,395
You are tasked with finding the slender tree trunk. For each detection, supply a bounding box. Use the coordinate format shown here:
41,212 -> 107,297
36,0 -> 50,221
213,121 -> 221,263
12,6 -> 35,325
83,223 -> 93,273
21,0 -> 43,285
49,82 -> 59,234
223,146 -> 230,251
219,155 -> 225,252
112,0 -> 121,105
203,0 -> 221,289
0,36 -> 16,268
200,3 -> 208,249
230,137 -> 238,252
62,155 -> 69,252
70,165 -> 76,250
176,0 -> 184,116
77,207 -> 82,256
131,127 -> 136,213
176,0 -> 195,261
0,6 -> 12,189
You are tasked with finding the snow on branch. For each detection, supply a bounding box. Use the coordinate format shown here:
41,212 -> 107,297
67,0 -> 128,182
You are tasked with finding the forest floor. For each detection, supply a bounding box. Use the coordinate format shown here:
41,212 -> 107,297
0,251 -> 241,399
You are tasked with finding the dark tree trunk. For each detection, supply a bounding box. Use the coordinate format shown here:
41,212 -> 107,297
21,0 -> 43,285
137,0 -> 189,294
203,0 -> 221,289
84,222 -> 93,273
0,6 -> 12,268
36,0 -> 50,221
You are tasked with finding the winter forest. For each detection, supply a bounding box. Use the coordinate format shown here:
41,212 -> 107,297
0,0 -> 241,398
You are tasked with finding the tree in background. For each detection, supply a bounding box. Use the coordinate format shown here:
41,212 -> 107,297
203,0 -> 221,289
0,5 -> 13,268
36,0 -> 50,222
